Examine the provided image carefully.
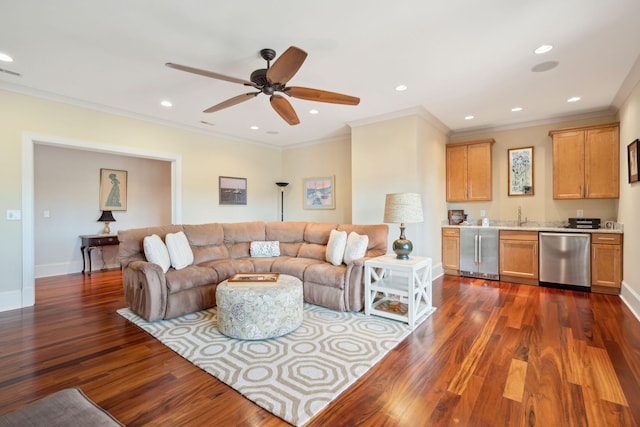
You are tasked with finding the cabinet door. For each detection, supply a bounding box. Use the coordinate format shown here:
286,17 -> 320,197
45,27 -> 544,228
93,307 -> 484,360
442,235 -> 460,272
499,239 -> 539,280
553,131 -> 585,199
467,142 -> 492,201
446,145 -> 468,202
585,126 -> 619,198
592,244 -> 621,289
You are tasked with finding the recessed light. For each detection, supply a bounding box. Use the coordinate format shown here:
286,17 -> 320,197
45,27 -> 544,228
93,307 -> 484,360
464,115 -> 475,120
534,45 -> 553,54
0,52 -> 14,62
309,109 -> 319,115
160,100 -> 173,108
567,96 -> 581,103
395,84 -> 408,92
250,125 -> 259,130
511,107 -> 523,112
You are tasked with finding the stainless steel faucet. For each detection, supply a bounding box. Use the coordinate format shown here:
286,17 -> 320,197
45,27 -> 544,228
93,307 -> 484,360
517,206 -> 528,227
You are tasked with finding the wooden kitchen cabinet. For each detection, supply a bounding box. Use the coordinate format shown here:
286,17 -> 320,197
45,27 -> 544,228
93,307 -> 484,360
549,122 -> 619,199
499,230 -> 539,285
446,139 -> 495,202
591,233 -> 623,294
442,228 -> 460,275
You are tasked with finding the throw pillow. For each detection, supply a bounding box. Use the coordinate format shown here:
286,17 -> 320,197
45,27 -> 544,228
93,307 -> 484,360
250,241 -> 280,257
325,229 -> 347,266
165,231 -> 194,270
143,234 -> 171,273
343,232 -> 369,264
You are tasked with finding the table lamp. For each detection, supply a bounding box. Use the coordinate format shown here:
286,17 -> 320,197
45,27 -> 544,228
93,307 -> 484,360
383,193 -> 424,259
97,210 -> 116,234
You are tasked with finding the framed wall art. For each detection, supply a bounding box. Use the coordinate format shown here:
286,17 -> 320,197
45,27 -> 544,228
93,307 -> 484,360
628,139 -> 639,183
508,146 -> 534,196
99,168 -> 128,211
303,176 -> 335,209
219,176 -> 247,205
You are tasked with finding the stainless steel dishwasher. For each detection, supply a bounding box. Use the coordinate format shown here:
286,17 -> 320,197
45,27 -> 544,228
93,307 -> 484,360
539,232 -> 591,290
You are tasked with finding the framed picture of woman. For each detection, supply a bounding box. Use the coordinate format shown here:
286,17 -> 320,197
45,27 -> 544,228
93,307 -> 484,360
100,168 -> 128,211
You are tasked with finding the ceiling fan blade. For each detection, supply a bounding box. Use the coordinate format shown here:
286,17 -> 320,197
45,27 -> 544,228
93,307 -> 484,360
204,92 -> 260,113
270,94 -> 300,125
266,46 -> 308,85
286,87 -> 360,106
166,62 -> 256,87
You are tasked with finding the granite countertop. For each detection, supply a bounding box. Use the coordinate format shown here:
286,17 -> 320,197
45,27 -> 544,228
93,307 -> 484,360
442,221 -> 623,234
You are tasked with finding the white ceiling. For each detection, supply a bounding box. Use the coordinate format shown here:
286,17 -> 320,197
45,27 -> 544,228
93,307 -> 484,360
1,0 -> 639,147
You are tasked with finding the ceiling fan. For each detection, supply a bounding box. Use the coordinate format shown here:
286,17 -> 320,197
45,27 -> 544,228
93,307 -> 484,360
166,46 -> 360,126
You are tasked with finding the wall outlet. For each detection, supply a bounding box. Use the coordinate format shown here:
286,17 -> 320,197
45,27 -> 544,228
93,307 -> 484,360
43,210 -> 51,218
480,210 -> 486,217
576,209 -> 584,218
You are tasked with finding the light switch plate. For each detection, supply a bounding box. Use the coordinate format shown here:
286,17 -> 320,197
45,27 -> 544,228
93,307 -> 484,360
6,210 -> 21,220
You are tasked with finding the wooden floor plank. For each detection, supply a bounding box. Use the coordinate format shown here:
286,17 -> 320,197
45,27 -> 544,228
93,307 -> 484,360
1,271 -> 639,426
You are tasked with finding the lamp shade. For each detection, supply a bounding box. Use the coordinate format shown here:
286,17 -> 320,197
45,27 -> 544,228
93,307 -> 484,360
97,210 -> 116,222
383,193 -> 424,224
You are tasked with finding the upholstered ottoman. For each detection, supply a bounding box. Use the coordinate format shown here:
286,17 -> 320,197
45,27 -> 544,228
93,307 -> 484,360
216,274 -> 303,340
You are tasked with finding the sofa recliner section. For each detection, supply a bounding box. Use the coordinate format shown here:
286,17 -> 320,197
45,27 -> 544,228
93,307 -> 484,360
118,221 -> 388,321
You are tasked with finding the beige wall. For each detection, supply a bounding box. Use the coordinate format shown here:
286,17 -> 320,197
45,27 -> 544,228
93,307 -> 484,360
34,145 -> 172,277
351,114 -> 448,272
281,138 -> 352,223
448,115 -> 619,225
0,89 -> 283,311
617,78 -> 640,316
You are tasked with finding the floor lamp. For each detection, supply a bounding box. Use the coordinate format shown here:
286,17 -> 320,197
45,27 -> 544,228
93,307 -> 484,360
276,182 -> 289,221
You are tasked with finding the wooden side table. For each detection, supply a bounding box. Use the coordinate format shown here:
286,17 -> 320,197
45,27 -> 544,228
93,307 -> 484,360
364,254 -> 434,328
80,234 -> 119,274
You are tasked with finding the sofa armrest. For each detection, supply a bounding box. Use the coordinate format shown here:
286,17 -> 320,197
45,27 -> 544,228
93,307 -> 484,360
342,256 -> 373,312
122,261 -> 168,321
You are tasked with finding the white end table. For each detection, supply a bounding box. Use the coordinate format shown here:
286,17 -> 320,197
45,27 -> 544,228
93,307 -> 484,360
364,254 -> 434,328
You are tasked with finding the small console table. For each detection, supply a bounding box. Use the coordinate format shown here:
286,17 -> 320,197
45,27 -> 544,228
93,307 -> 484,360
80,234 -> 119,274
364,254 -> 434,328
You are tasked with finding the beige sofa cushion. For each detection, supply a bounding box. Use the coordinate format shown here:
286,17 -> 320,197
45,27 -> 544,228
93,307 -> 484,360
165,265 -> 219,294
265,221 -> 306,256
223,222 -> 266,258
184,223 -> 229,264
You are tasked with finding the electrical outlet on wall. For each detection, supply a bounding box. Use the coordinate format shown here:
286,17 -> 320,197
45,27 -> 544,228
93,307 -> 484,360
577,209 -> 584,218
480,210 -> 486,217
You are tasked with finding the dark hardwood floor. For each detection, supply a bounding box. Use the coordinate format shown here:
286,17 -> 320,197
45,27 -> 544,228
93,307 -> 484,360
1,271 -> 639,426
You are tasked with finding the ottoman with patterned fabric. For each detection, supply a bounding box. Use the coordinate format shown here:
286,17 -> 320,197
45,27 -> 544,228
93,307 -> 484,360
215,274 -> 303,340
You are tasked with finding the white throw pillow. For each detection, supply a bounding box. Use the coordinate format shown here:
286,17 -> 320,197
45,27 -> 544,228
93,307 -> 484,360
250,241 -> 280,257
343,232 -> 369,264
143,234 -> 171,273
165,231 -> 194,270
325,229 -> 347,266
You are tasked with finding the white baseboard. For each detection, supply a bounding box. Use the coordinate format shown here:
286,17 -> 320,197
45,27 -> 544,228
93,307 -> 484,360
35,261 -> 119,278
0,290 -> 24,312
620,280 -> 640,322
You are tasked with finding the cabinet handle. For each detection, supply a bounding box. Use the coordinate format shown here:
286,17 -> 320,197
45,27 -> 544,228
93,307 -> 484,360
598,237 -> 615,241
478,235 -> 482,263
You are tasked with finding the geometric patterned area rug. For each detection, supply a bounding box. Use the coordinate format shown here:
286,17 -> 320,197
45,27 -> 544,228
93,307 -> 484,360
117,303 -> 433,426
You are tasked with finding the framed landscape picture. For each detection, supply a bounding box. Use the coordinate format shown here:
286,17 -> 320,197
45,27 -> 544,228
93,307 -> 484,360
628,139 -> 639,183
99,168 -> 127,211
508,147 -> 534,196
219,176 -> 247,205
303,176 -> 335,209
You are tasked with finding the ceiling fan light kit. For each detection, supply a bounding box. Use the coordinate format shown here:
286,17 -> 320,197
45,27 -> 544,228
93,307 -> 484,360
166,46 -> 360,125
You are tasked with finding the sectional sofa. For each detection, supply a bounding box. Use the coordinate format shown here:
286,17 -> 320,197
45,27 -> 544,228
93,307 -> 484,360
118,221 -> 388,321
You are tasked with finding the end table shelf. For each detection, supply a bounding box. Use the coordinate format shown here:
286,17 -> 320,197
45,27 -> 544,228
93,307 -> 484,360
364,254 -> 435,328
